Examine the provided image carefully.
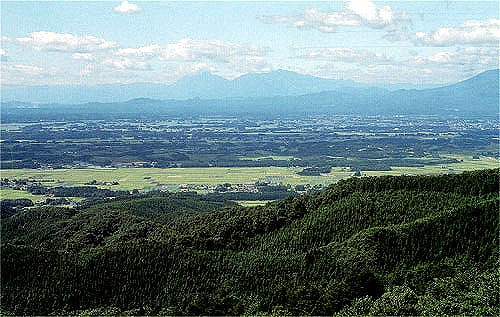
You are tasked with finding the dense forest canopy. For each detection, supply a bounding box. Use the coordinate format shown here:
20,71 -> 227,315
1,169 -> 498,315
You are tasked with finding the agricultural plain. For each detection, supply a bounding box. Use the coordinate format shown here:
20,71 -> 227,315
1,154 -> 497,200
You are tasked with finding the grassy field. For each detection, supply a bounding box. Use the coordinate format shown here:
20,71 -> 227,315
363,155 -> 499,177
235,200 -> 274,207
1,155 -> 497,201
238,156 -> 296,161
0,188 -> 49,202
0,189 -> 86,204
0,166 -> 343,191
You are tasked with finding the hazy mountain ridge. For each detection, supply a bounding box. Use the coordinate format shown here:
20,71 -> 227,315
2,69 -> 498,120
2,69 -> 458,104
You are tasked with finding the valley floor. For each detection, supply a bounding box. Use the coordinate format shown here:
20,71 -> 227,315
1,154 -> 497,203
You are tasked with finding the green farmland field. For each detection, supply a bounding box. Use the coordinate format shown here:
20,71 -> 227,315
0,188 -> 49,202
0,166 -> 345,191
234,200 -> 274,207
0,188 -> 85,204
1,155 -> 498,201
363,155 -> 499,177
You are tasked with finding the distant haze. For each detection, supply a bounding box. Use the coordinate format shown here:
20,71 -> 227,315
2,69 -> 498,120
2,70 -> 452,104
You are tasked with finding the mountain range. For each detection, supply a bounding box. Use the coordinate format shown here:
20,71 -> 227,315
3,69 -> 443,104
1,69 -> 498,120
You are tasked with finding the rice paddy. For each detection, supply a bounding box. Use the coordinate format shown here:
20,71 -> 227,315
1,154 -> 497,200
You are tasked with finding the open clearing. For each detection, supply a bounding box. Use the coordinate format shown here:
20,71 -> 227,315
363,155 -> 499,177
235,200 -> 273,207
0,189 -> 86,203
238,156 -> 296,161
0,188 -> 49,202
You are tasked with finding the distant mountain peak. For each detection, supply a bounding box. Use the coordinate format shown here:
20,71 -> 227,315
460,69 -> 499,82
442,69 -> 499,91
2,69 -> 498,104
177,71 -> 228,82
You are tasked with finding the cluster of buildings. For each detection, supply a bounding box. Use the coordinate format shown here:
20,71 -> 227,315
177,183 -> 259,193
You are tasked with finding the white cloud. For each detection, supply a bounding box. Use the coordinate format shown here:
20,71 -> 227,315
383,47 -> 499,80
309,63 -> 460,84
72,53 -> 96,60
115,45 -> 161,58
347,0 -> 401,29
174,62 -> 216,77
0,48 -> 7,60
414,19 -> 500,46
229,55 -> 273,74
112,39 -> 270,67
4,31 -> 273,83
15,31 -> 118,53
157,39 -> 273,75
5,28 -> 275,83
408,47 -> 499,69
293,45 -> 498,85
1,64 -> 61,85
1,64 -> 47,75
412,52 -> 454,64
260,0 -> 410,34
297,48 -> 392,65
110,39 -> 272,75
113,1 -> 142,14
460,47 -> 500,66
101,57 -> 151,70
80,63 -> 95,75
157,38 -> 269,63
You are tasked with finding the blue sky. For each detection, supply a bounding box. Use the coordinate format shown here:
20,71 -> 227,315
1,1 -> 498,86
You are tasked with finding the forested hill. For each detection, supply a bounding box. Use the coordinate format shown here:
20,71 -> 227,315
1,169 -> 499,315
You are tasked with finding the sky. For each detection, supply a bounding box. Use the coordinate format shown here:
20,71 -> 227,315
1,0 -> 499,86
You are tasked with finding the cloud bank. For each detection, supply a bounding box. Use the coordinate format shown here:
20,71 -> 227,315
14,31 -> 118,52
260,0 -> 410,36
297,48 -> 392,65
2,31 -> 273,84
414,19 -> 500,46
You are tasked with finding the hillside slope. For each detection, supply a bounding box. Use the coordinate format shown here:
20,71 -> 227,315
1,169 -> 499,315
